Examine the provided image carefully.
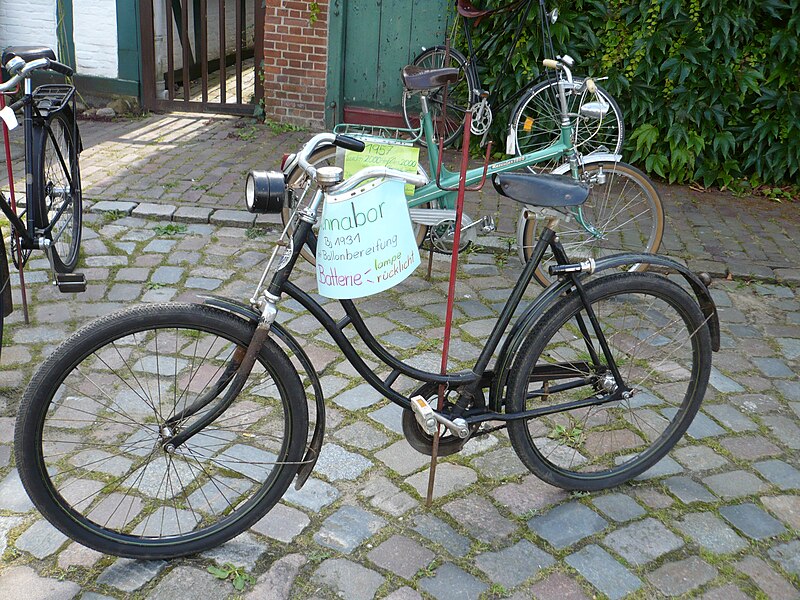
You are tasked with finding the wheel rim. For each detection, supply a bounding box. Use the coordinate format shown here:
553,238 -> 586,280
516,279 -> 705,482
526,164 -> 662,285
403,49 -> 471,147
515,80 -> 623,173
34,320 -> 295,547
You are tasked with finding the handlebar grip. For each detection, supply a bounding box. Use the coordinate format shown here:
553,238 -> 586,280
542,59 -> 559,69
48,59 -> 74,77
334,134 -> 365,152
585,78 -> 597,94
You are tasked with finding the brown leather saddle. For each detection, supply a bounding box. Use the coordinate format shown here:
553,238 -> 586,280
457,0 -> 526,26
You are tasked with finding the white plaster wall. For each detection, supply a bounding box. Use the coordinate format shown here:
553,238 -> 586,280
0,0 -> 59,58
73,0 -> 118,78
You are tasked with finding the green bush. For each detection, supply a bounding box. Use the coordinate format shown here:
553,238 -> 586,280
463,0 -> 800,187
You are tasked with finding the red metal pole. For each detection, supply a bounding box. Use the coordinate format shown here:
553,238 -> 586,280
0,74 -> 30,325
426,111 -> 473,505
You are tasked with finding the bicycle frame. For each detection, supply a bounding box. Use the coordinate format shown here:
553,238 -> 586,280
456,0 -> 545,114
190,194 -> 630,457
1,73 -> 79,251
406,86 -> 577,211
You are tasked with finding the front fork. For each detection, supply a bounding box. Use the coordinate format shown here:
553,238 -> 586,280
163,216 -> 313,451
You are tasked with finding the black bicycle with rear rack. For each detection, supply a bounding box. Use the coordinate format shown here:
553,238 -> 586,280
15,130 -> 718,559
0,46 -> 85,355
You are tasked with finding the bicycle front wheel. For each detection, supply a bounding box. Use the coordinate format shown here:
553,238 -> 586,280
401,46 -> 475,148
33,110 -> 82,272
15,303 -> 309,559
520,161 -> 664,286
512,78 -> 624,173
507,273 -> 712,490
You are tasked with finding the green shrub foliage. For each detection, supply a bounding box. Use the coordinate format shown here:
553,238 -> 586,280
464,0 -> 799,186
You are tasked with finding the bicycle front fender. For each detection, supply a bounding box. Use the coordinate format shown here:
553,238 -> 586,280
550,152 -> 623,175
200,295 -> 325,490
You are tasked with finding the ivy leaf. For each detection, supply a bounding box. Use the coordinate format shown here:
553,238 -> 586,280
712,131 -> 736,158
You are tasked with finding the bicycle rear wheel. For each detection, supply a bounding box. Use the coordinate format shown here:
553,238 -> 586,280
401,46 -> 475,148
15,303 -> 308,559
507,273 -> 712,490
520,161 -> 664,286
33,110 -> 82,272
512,78 -> 624,173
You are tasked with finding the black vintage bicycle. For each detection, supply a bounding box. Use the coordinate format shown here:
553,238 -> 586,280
15,124 -> 717,558
0,46 -> 85,353
402,0 -> 624,171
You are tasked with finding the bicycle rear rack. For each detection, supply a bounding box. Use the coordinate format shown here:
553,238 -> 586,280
333,122 -> 423,144
32,84 -> 75,114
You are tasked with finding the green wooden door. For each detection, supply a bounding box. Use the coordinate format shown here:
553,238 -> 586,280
327,0 -> 451,125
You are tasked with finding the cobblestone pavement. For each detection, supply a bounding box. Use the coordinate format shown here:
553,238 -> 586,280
0,113 -> 798,599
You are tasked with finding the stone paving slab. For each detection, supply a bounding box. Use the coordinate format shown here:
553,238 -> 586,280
1,112 -> 799,599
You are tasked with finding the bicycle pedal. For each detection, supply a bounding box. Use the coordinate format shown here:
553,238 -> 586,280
54,272 -> 86,293
481,215 -> 496,233
410,395 -> 438,435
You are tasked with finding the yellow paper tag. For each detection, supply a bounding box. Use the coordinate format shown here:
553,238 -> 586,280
523,116 -> 534,132
343,139 -> 420,197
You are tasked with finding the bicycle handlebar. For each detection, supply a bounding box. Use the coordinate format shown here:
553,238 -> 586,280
0,57 -> 74,93
294,133 -> 426,190
330,166 -> 428,194
541,56 -> 573,85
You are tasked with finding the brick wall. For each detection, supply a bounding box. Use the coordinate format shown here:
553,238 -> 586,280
262,0 -> 329,128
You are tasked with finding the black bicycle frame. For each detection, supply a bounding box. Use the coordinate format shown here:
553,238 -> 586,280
459,0 -> 555,113
268,212 -> 627,426
0,81 -> 77,249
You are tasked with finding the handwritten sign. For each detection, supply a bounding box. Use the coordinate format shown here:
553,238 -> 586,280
316,178 -> 420,299
342,138 -> 420,197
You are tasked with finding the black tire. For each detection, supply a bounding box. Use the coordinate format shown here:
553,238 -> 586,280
32,110 -> 82,272
401,46 -> 475,148
512,78 -> 624,173
521,161 -> 664,286
281,145 -> 430,265
506,273 -> 712,490
16,303 -> 308,559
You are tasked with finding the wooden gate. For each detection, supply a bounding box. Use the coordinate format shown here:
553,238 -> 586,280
140,0 -> 264,115
328,0 -> 451,125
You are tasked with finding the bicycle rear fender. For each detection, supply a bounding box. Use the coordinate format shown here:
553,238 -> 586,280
200,295 -> 324,490
490,253 -> 720,413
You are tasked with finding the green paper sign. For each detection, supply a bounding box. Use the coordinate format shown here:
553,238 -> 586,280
342,138 -> 421,197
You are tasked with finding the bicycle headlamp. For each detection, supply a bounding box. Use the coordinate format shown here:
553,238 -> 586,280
245,170 -> 286,213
